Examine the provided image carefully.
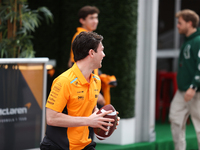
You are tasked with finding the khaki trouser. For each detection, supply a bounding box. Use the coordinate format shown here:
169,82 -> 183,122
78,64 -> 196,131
169,90 -> 200,150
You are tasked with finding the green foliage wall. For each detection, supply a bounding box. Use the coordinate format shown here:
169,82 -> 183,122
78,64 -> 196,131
28,0 -> 138,118
97,1 -> 138,118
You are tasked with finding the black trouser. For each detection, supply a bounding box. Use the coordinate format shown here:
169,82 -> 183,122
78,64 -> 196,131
40,136 -> 96,150
82,141 -> 96,150
40,136 -> 62,150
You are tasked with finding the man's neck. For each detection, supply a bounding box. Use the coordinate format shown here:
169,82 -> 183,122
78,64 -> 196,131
186,28 -> 197,37
81,26 -> 92,32
76,61 -> 93,83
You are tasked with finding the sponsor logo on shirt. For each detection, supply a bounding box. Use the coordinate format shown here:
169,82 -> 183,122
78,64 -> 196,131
94,79 -> 97,83
78,96 -> 84,100
47,101 -> 54,105
198,49 -> 200,58
75,81 -> 78,86
195,75 -> 200,82
183,44 -> 191,59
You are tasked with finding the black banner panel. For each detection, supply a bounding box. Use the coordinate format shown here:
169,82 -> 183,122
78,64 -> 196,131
0,64 -> 44,150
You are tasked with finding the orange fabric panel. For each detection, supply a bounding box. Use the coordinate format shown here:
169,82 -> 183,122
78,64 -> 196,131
100,74 -> 117,105
20,64 -> 44,109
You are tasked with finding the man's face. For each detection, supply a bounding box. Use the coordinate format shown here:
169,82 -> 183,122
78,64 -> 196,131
177,16 -> 190,35
81,13 -> 98,31
93,42 -> 105,68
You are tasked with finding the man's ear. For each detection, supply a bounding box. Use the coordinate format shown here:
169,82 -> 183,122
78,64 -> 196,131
79,18 -> 85,25
188,21 -> 193,27
89,49 -> 94,57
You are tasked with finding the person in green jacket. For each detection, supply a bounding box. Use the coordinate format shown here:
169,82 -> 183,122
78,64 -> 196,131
169,9 -> 200,150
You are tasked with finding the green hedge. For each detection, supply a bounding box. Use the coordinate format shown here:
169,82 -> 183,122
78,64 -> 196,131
28,0 -> 138,118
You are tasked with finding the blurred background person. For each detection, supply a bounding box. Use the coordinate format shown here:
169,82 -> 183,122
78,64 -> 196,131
169,9 -> 200,150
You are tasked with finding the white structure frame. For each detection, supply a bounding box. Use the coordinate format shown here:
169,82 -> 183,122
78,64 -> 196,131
135,0 -> 158,142
135,0 -> 182,143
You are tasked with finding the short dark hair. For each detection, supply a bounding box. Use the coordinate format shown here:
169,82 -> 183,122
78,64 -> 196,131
78,6 -> 100,20
72,32 -> 103,62
176,9 -> 199,28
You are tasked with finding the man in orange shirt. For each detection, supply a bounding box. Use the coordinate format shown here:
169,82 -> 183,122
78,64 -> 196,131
40,32 -> 118,150
68,5 -> 105,112
68,6 -> 105,140
68,6 -> 100,68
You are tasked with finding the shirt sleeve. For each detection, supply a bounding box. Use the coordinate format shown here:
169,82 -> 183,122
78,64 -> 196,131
46,77 -> 70,112
191,41 -> 200,88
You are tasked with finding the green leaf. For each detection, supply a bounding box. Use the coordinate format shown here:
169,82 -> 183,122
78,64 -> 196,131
38,7 -> 54,24
0,0 -> 53,58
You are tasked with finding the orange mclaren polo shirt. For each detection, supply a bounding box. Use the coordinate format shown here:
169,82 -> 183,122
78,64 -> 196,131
46,63 -> 101,150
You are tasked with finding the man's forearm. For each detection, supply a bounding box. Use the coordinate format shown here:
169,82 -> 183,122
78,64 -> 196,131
46,108 -> 89,127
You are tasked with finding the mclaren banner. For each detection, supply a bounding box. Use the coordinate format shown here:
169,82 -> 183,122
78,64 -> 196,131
0,64 -> 45,150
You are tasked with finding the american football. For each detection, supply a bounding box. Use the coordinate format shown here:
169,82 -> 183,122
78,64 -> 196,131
93,104 -> 118,140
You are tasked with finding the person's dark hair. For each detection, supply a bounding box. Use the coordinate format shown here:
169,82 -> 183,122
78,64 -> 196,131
78,6 -> 100,20
176,9 -> 199,28
72,32 -> 103,62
